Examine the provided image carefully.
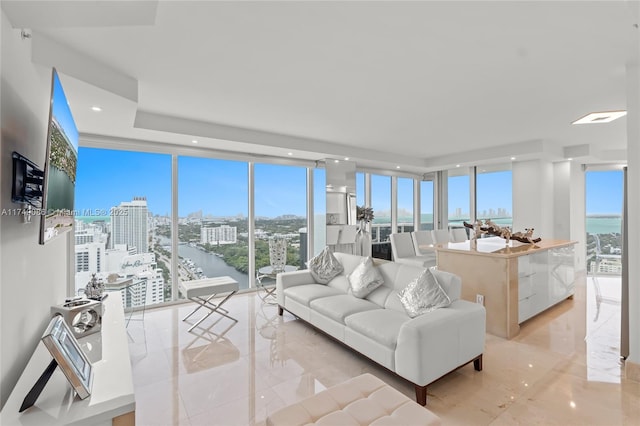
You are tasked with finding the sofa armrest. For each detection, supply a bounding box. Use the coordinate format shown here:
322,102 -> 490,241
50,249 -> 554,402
395,301 -> 485,386
276,270 -> 315,306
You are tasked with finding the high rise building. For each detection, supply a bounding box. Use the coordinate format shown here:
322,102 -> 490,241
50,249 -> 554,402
110,197 -> 149,253
201,225 -> 237,244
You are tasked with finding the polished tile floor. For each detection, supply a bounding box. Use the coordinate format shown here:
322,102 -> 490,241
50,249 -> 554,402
127,274 -> 639,425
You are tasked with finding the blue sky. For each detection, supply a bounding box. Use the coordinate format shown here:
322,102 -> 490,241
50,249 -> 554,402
586,170 -> 623,215
75,149 -> 172,215
76,148 -> 623,218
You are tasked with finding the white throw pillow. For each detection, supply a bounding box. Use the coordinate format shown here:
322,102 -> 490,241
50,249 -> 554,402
348,257 -> 384,298
306,247 -> 344,284
398,268 -> 451,318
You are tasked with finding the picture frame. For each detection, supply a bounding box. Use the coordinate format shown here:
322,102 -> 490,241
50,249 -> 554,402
41,315 -> 93,399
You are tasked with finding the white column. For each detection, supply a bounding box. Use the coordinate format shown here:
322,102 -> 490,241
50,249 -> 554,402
512,159 -> 554,239
569,162 -> 586,272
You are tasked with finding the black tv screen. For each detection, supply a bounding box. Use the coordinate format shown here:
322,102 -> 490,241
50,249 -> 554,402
40,68 -> 78,245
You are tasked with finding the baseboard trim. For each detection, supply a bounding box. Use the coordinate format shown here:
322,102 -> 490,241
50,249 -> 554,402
625,360 -> 640,383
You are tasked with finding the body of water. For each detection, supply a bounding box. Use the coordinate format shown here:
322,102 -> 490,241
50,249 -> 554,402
405,215 -> 622,235
158,237 -> 250,289
586,216 -> 622,235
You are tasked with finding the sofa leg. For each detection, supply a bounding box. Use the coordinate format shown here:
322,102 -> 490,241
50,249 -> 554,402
415,384 -> 427,406
473,354 -> 483,371
278,305 -> 284,316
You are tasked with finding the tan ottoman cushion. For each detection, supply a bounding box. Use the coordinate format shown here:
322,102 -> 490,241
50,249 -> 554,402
266,373 -> 440,426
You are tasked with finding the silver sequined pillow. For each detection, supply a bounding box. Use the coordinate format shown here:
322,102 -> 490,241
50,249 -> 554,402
348,257 -> 384,298
307,247 -> 344,284
398,268 -> 451,318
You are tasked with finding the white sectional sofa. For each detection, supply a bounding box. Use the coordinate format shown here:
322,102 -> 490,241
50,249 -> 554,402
276,252 -> 486,405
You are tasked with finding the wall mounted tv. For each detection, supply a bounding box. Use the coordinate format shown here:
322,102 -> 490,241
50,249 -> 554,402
40,68 -> 79,245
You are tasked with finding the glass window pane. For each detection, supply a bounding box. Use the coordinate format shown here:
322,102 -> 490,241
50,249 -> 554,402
178,157 -> 249,290
313,168 -> 326,257
371,174 -> 391,242
420,180 -> 434,230
397,177 -> 414,233
254,164 -> 307,286
585,170 -> 623,275
477,167 -> 512,228
448,169 -> 469,228
74,148 -> 171,308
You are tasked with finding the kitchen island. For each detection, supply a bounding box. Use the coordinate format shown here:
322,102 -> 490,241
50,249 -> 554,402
436,237 -> 576,339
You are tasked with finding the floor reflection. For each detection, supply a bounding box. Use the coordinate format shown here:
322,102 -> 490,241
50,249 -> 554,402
129,273 -> 639,426
585,274 -> 622,384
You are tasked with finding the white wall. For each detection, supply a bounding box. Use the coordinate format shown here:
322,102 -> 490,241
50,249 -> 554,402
512,159 -> 554,240
552,161 -> 571,240
1,13 -> 70,408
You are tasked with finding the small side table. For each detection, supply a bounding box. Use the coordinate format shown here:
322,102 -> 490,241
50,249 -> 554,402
179,276 -> 239,332
256,265 -> 298,303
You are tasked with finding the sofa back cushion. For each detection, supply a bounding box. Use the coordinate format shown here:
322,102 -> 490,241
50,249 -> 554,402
370,262 -> 462,314
320,254 -> 462,310
326,252 -> 371,293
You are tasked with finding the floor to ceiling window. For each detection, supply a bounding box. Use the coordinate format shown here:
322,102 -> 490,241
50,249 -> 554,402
254,164 -> 307,285
585,168 -> 624,382
178,156 -> 249,289
420,178 -> 434,231
397,177 -> 414,233
74,148 -> 171,307
448,167 -> 470,228
370,174 -> 391,242
476,165 -> 512,227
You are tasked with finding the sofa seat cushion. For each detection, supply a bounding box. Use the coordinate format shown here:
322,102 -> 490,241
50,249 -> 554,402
345,309 -> 410,349
310,295 -> 380,324
285,284 -> 343,307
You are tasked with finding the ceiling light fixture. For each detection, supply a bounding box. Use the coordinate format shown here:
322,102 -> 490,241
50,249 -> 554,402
287,152 -> 293,156
510,157 -> 516,161
456,164 -> 461,168
192,140 -> 198,144
334,159 -> 340,163
91,106 -> 102,112
344,157 -> 350,161
396,166 -> 400,169
572,110 -> 627,124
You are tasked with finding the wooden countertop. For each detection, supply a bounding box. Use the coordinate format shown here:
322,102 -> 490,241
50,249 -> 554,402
431,236 -> 576,258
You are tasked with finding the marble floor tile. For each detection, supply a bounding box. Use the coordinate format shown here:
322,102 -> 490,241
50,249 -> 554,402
130,274 -> 636,426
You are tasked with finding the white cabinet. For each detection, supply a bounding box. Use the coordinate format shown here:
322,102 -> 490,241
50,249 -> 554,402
0,295 -> 135,426
518,246 -> 575,323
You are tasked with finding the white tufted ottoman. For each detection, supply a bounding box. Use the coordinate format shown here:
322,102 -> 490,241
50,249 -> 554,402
266,373 -> 441,425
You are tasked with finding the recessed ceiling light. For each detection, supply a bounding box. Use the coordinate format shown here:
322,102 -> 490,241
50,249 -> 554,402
344,157 -> 350,161
334,159 -> 340,163
192,140 -> 198,144
572,110 -> 627,124
510,157 -> 516,161
287,152 -> 293,156
396,166 -> 400,169
568,157 -> 573,161
91,106 -> 102,112
456,164 -> 461,168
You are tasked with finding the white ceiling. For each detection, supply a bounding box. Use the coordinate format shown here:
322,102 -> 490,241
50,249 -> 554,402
2,1 -> 636,174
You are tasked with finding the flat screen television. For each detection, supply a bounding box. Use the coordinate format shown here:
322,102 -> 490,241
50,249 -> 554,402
40,68 -> 79,244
